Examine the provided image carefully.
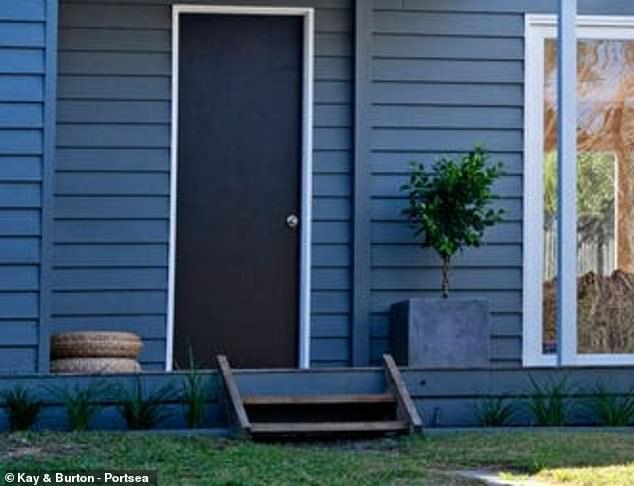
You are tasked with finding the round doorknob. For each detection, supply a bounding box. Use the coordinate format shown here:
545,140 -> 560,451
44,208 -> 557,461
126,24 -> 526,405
286,214 -> 299,229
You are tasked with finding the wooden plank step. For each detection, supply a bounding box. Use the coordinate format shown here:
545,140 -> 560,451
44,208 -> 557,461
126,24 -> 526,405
251,421 -> 409,435
243,393 -> 396,406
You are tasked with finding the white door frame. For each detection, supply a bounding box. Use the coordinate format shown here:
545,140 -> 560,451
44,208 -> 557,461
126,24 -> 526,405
166,5 -> 315,370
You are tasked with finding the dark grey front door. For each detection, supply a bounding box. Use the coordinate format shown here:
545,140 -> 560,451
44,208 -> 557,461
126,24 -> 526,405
174,14 -> 303,369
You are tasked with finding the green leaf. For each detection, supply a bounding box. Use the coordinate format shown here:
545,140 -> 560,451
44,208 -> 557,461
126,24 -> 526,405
399,145 -> 505,295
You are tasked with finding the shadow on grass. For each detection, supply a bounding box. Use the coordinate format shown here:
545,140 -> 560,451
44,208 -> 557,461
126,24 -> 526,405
1,431 -> 634,485
404,431 -> 634,484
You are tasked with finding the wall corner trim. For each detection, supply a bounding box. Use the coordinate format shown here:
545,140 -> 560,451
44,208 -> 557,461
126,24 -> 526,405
38,0 -> 59,372
352,0 -> 373,366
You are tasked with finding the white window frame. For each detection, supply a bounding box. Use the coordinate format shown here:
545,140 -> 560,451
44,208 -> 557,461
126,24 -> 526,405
524,14 -> 634,367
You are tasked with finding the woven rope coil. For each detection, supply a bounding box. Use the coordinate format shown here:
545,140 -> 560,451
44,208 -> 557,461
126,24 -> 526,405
50,357 -> 141,374
51,331 -> 143,359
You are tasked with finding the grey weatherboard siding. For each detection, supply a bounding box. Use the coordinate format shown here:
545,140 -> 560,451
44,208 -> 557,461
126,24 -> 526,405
0,0 -> 56,373
367,0 -> 634,366
54,0 -> 353,369
1,0 -> 634,372
369,0 -> 526,366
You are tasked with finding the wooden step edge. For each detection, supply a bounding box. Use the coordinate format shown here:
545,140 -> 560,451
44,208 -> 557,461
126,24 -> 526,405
383,354 -> 424,433
216,355 -> 251,436
242,393 -> 396,406
250,420 -> 409,434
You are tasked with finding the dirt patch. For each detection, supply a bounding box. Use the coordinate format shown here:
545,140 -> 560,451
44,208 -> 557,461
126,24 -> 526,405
281,437 -> 404,453
0,434 -> 80,461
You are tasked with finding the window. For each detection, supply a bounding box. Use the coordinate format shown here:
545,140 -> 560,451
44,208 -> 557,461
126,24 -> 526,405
524,15 -> 634,366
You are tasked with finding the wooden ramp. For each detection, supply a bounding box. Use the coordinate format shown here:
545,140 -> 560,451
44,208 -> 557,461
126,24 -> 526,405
216,354 -> 423,440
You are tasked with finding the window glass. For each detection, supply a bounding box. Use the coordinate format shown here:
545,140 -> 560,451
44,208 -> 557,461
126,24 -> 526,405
543,39 -> 634,354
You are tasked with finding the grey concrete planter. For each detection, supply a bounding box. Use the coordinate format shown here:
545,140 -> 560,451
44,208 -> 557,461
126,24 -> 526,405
390,299 -> 490,368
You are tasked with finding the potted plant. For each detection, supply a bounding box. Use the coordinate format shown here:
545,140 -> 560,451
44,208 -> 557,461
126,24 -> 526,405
390,146 -> 504,367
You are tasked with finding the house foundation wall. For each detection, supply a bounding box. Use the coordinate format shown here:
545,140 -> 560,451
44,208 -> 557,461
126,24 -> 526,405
0,367 -> 632,429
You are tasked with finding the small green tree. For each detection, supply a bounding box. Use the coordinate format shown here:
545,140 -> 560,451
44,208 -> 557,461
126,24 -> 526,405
401,146 -> 504,298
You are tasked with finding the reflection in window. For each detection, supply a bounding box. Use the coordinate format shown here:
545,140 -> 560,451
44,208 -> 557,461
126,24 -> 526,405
542,39 -> 634,354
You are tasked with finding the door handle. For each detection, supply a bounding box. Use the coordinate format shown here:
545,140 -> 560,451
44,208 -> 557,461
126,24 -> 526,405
286,213 -> 299,229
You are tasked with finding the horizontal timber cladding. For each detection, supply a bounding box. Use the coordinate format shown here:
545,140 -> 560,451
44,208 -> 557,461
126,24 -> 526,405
2,366 -> 634,429
54,0 -> 354,368
0,0 -> 50,373
368,0 -> 634,366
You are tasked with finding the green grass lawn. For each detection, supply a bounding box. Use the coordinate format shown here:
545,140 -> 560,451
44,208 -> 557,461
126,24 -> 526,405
1,431 -> 633,485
